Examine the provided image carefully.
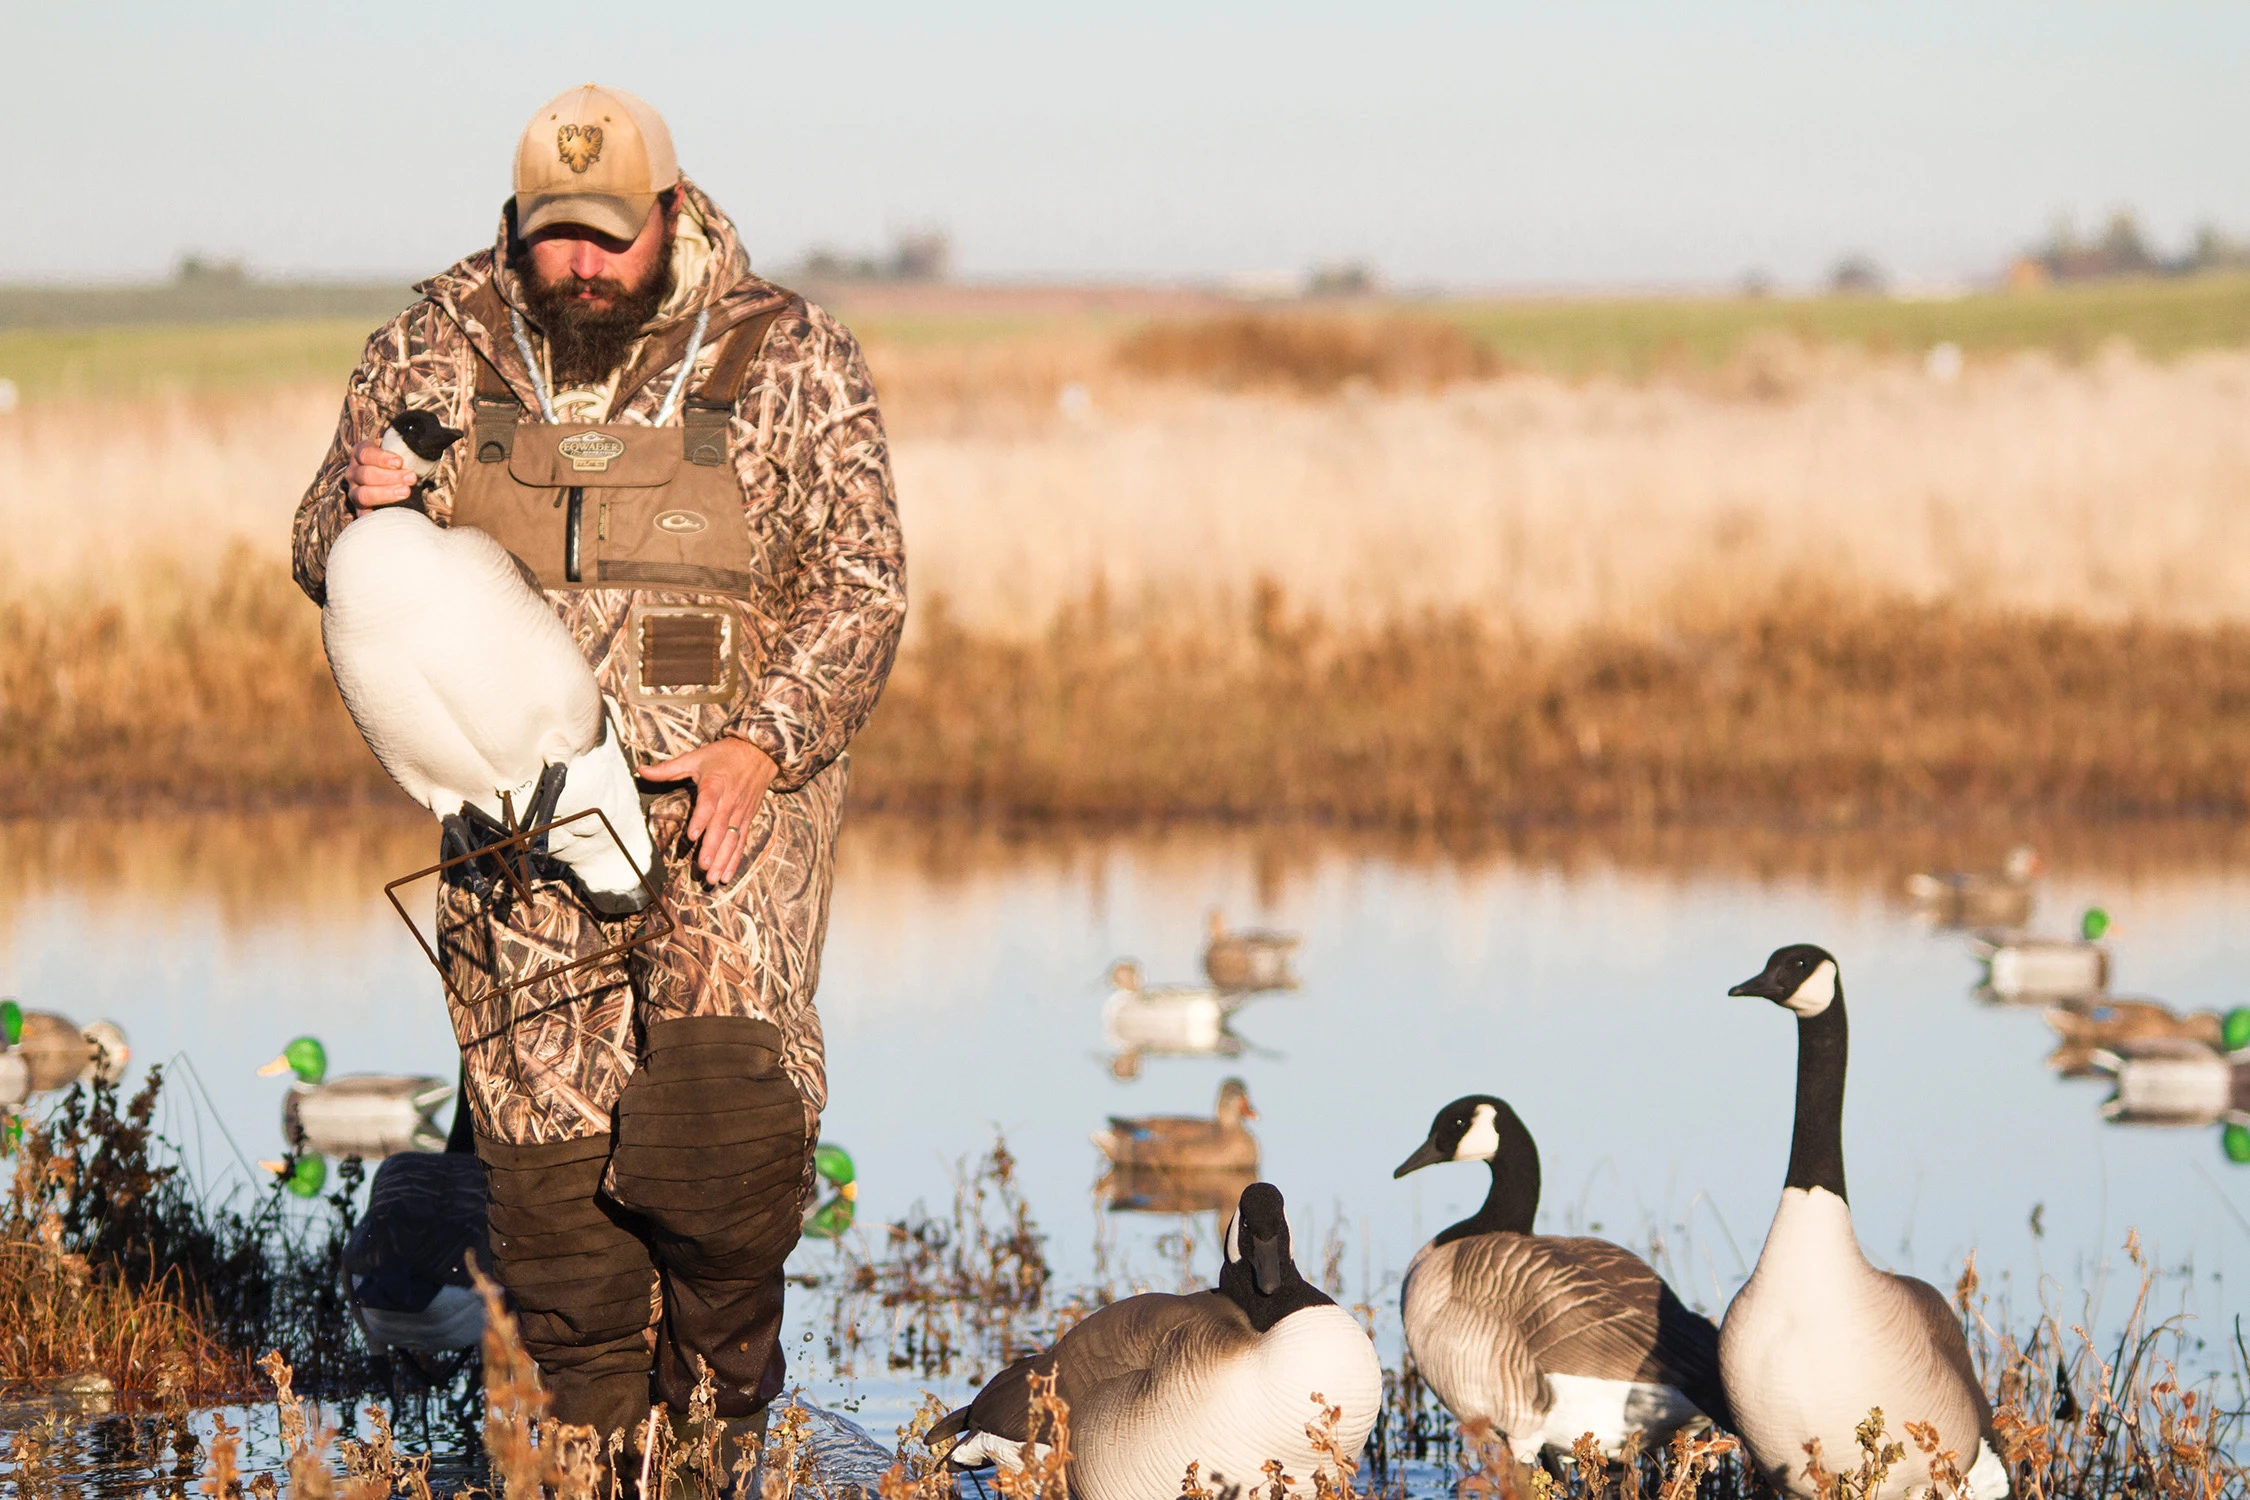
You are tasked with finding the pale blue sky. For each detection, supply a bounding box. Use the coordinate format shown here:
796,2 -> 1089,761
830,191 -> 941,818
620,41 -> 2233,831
8,2 -> 2246,289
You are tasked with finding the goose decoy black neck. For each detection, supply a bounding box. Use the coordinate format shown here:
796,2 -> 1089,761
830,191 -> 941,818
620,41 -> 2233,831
1394,1094 -> 1540,1244
1729,942 -> 1849,1203
1218,1182 -> 1333,1332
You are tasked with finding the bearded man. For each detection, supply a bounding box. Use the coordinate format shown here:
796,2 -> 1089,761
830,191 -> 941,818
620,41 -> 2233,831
291,85 -> 904,1463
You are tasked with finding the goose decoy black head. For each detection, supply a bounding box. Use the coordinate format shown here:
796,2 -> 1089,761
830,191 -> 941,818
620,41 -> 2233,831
1222,1181 -> 1293,1295
384,409 -> 465,475
1728,942 -> 1840,1016
1394,1093 -> 1520,1177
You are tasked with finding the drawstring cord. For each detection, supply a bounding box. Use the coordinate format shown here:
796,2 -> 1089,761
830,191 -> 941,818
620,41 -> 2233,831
653,307 -> 709,426
510,304 -> 708,427
507,308 -> 559,424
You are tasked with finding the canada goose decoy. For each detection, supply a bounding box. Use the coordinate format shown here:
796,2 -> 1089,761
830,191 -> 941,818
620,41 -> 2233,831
932,1182 -> 1381,1500
320,504 -> 656,915
1102,961 -> 1250,1078
1393,1095 -> 1729,1457
803,1142 -> 858,1240
259,1037 -> 453,1159
1203,911 -> 1302,993
1093,1077 -> 1259,1172
2044,999 -> 2237,1079
1721,945 -> 2008,1500
1905,845 -> 2041,931
1977,908 -> 2110,1002
344,1111 -> 490,1361
0,1000 -> 130,1105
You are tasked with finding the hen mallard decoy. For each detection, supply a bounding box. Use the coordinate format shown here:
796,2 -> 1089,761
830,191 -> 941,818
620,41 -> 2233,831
1202,910 -> 1301,993
1905,844 -> 2041,931
2044,997 -> 2240,1078
1096,1162 -> 1260,1216
259,1036 -> 452,1159
0,1000 -> 130,1105
1977,907 -> 2111,1001
1393,1094 -> 1728,1456
1092,1077 -> 1259,1172
1720,945 -> 2008,1499
932,1182 -> 1380,1500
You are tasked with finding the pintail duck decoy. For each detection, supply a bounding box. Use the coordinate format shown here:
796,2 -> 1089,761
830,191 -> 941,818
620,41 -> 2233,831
2044,998 -> 2239,1079
1102,961 -> 1250,1078
1203,910 -> 1302,993
1093,1077 -> 1259,1172
1720,945 -> 2009,1499
1393,1094 -> 1729,1457
1977,908 -> 2110,1001
344,1093 -> 490,1361
0,1001 -> 129,1106
1905,844 -> 2041,931
259,1036 -> 453,1159
932,1182 -> 1380,1500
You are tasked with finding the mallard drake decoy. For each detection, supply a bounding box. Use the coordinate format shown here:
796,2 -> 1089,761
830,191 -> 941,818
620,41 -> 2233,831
1096,1162 -> 1260,1216
2089,1035 -> 2250,1127
1102,961 -> 1247,1069
2044,998 -> 2235,1079
803,1142 -> 858,1240
1977,908 -> 2110,1001
0,1000 -> 130,1104
1203,910 -> 1301,993
1092,1077 -> 1259,1172
1721,945 -> 2008,1499
932,1181 -> 1380,1500
1905,844 -> 2041,931
1393,1094 -> 1728,1456
259,1036 -> 452,1159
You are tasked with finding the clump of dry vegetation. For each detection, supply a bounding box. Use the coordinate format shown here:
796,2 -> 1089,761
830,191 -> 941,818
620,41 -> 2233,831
1113,313 -> 1501,393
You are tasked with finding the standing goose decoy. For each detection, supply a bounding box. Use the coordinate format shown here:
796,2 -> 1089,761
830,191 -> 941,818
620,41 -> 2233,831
1393,1095 -> 1729,1457
1203,910 -> 1302,994
1093,1077 -> 1260,1172
319,501 -> 656,916
258,1036 -> 453,1160
1905,845 -> 2041,932
932,1182 -> 1381,1500
1976,909 -> 2111,1002
1721,945 -> 2008,1500
344,1089 -> 490,1362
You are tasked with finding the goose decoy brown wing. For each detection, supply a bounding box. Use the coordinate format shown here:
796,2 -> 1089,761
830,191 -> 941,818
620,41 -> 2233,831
1463,1235 -> 1731,1427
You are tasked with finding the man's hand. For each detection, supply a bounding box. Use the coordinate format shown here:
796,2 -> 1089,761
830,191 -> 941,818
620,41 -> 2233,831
641,737 -> 779,885
345,441 -> 417,515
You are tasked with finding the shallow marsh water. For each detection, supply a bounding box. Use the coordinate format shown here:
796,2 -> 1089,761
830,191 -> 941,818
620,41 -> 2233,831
2,810 -> 2247,1491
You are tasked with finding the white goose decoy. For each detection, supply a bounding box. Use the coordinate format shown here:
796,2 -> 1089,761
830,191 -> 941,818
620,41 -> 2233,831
320,500 -> 655,914
1721,945 -> 2008,1500
932,1182 -> 1381,1500
1393,1094 -> 1729,1457
259,1036 -> 453,1160
1976,908 -> 2110,1002
1203,910 -> 1302,993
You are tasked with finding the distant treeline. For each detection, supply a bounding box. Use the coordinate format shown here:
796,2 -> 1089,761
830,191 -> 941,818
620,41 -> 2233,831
0,259 -> 414,331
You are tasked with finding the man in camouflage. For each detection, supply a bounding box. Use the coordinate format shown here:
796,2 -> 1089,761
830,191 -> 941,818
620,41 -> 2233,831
291,85 -> 904,1462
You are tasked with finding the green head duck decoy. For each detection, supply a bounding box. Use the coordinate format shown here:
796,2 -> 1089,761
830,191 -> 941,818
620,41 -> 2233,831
258,1036 -> 452,1159
0,999 -> 130,1105
1978,907 -> 2112,1002
803,1142 -> 858,1240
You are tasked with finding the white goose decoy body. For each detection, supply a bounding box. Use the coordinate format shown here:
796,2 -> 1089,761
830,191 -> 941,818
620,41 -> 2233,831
320,500 -> 655,914
1721,945 -> 2008,1500
933,1182 -> 1381,1500
1394,1095 -> 1729,1457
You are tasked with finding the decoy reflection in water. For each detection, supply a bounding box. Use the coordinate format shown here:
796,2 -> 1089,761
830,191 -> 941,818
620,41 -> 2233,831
2044,998 -> 2239,1079
1720,945 -> 2009,1500
1905,844 -> 2041,931
1096,1162 -> 1260,1216
1392,1094 -> 1728,1457
344,1097 -> 489,1367
931,1181 -> 1381,1500
1975,907 -> 2112,1002
259,1035 -> 453,1160
0,999 -> 130,1106
802,1143 -> 858,1240
1093,1077 -> 1259,1173
1202,910 -> 1301,994
1102,960 -> 1253,1079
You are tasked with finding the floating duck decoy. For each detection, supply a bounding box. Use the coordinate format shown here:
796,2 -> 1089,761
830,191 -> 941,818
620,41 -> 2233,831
932,1181 -> 1380,1500
2044,998 -> 2236,1079
1392,1094 -> 1729,1457
259,1036 -> 452,1159
1721,945 -> 2009,1500
1203,910 -> 1301,993
0,1000 -> 129,1105
1102,961 -> 1250,1079
1096,1162 -> 1260,1216
1906,844 -> 2041,931
1092,1077 -> 1259,1173
803,1143 -> 858,1240
2089,1035 -> 2250,1128
1977,907 -> 2111,1002
320,503 -> 656,915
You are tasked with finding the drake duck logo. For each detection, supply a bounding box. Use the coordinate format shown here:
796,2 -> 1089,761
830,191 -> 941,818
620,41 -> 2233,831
559,431 -> 626,471
557,124 -> 604,174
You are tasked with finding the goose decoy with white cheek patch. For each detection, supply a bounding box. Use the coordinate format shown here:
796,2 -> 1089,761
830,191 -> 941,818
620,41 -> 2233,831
930,1182 -> 1381,1500
1394,1094 -> 1729,1457
1718,944 -> 2008,1500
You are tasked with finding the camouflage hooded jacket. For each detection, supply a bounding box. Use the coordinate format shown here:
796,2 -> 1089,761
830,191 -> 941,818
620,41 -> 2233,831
291,177 -> 906,790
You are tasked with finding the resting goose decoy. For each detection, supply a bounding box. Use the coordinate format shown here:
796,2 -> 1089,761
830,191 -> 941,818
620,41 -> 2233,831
1721,945 -> 2008,1500
1093,1077 -> 1259,1172
1977,908 -> 2110,1002
0,1001 -> 129,1104
259,1036 -> 452,1160
932,1182 -> 1380,1500
1905,845 -> 2040,932
1393,1095 -> 1729,1457
344,1090 -> 490,1361
1203,910 -> 1302,993
320,499 -> 655,915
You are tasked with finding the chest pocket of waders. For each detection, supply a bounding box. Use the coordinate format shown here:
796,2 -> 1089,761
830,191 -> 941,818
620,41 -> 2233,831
448,296 -> 793,709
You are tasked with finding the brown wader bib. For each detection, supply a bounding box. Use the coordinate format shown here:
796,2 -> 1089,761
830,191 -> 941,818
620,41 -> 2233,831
443,287 -> 817,1447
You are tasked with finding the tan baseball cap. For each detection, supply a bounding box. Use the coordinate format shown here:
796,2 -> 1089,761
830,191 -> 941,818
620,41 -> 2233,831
514,84 -> 679,242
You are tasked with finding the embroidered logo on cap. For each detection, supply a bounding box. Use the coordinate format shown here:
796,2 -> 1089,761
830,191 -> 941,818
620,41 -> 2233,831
557,124 -> 604,174
559,431 -> 627,471
655,511 -> 709,535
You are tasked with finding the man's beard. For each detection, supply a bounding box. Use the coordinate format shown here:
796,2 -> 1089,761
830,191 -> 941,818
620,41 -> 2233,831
516,229 -> 675,388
